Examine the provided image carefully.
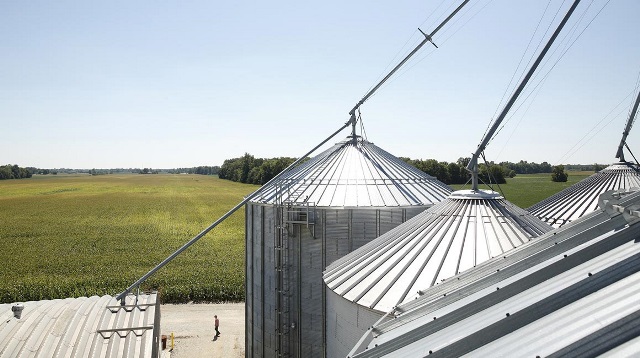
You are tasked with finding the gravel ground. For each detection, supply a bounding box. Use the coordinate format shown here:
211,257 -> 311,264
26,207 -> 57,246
160,303 -> 245,358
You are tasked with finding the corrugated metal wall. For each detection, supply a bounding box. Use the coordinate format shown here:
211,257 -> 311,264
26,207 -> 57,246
246,202 -> 425,358
325,289 -> 387,358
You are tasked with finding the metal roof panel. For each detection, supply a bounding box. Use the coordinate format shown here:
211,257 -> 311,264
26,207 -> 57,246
251,136 -> 452,207
529,162 -> 640,227
0,294 -> 158,358
324,189 -> 552,313
350,189 -> 640,358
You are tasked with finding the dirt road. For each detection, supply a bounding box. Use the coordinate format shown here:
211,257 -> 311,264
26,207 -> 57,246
160,303 -> 245,358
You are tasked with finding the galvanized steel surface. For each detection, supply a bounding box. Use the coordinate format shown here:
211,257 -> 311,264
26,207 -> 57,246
325,289 -> 384,358
528,162 -> 640,228
245,203 -> 427,358
246,136 -> 452,357
0,293 -> 159,358
350,189 -> 640,357
250,136 -> 452,207
324,189 -> 552,313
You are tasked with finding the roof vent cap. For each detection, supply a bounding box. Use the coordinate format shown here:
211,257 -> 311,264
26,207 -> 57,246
12,304 -> 24,319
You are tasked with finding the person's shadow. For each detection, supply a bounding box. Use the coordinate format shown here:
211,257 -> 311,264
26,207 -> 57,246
213,336 -> 218,342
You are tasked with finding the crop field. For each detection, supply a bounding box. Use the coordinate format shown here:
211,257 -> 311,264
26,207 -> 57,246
451,171 -> 594,208
0,171 -> 594,304
0,174 -> 258,304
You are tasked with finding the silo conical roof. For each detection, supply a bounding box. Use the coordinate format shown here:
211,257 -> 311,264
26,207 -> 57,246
528,162 -> 640,228
250,136 -> 452,207
323,189 -> 552,313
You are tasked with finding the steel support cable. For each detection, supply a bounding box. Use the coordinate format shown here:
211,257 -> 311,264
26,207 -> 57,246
616,71 -> 640,161
363,0 -> 456,97
485,0 -> 573,146
350,0 -> 471,116
357,108 -> 369,141
481,152 -> 506,198
486,0 -> 605,150
374,0 -> 494,98
362,1 -> 451,97
363,0 -> 480,104
115,118 -> 355,302
624,144 -> 640,170
418,0 -> 451,30
363,31 -> 422,97
467,0 -> 582,192
513,0 -> 568,86
555,90 -> 632,164
483,0 -> 554,141
506,0 -> 596,101
494,76 -> 549,159
362,0 -> 455,97
486,0 -> 577,144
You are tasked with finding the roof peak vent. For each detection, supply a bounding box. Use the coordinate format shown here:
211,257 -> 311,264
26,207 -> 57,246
12,303 -> 24,319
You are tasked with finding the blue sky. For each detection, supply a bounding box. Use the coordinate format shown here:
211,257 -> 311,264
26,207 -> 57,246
2,0 -> 639,169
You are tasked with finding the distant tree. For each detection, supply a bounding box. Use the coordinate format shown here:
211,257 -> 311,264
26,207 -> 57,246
539,161 -> 552,173
551,165 -> 568,182
0,166 -> 11,179
479,164 -> 507,184
447,162 -> 468,184
457,157 -> 471,167
593,163 -> 606,172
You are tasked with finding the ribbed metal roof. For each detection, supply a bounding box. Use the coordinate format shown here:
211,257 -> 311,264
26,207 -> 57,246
250,136 -> 452,207
0,293 -> 158,358
528,162 -> 640,228
324,189 -> 552,313
349,189 -> 640,358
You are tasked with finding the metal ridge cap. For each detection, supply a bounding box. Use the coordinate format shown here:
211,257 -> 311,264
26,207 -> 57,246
448,189 -> 503,200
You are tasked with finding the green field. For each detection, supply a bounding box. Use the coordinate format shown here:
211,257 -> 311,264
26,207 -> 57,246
0,171 -> 594,304
451,171 -> 593,208
0,174 -> 258,304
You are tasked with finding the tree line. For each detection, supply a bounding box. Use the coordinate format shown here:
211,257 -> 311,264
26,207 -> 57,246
218,153 -> 298,185
400,157 -> 513,185
0,158 -> 590,182
217,155 -> 575,186
0,164 -> 33,180
171,166 -> 220,175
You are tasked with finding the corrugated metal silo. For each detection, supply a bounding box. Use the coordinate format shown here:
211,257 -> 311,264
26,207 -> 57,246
528,162 -> 640,228
348,188 -> 640,358
322,189 -> 552,358
245,135 -> 452,358
529,80 -> 640,228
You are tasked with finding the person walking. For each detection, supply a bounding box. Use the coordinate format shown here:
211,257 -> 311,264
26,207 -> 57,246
214,315 -> 220,338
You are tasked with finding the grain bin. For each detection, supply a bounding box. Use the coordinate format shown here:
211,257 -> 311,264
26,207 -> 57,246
528,162 -> 640,228
245,135 -> 451,358
323,189 -> 552,358
529,85 -> 640,228
321,4 -> 577,353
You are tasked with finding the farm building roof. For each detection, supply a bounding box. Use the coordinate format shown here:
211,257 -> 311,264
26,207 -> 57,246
324,189 -> 552,313
0,293 -> 159,358
250,136 -> 452,207
528,162 -> 640,228
348,188 -> 640,357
